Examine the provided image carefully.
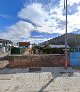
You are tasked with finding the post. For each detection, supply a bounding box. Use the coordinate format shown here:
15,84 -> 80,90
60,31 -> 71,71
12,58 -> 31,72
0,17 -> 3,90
65,0 -> 68,69
10,45 -> 11,55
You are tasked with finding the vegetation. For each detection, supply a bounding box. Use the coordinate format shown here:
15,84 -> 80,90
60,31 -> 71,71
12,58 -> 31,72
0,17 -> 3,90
32,46 -> 64,54
11,47 -> 20,54
11,47 -> 25,54
20,48 -> 25,54
70,48 -> 80,52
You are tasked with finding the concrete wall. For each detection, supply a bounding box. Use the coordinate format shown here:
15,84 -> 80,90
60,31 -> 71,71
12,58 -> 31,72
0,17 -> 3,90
8,53 -> 70,68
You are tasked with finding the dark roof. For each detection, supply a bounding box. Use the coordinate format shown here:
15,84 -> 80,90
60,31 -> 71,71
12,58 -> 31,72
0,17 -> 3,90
19,42 -> 30,46
0,39 -> 12,43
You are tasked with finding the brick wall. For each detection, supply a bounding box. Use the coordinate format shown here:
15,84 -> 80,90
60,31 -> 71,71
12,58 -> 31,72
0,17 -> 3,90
8,53 -> 70,68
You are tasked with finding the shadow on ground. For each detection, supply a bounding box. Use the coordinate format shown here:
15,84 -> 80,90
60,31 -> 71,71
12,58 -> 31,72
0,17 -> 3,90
0,55 -> 8,60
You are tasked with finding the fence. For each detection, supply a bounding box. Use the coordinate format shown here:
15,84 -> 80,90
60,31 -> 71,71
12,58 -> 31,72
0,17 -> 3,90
70,52 -> 80,66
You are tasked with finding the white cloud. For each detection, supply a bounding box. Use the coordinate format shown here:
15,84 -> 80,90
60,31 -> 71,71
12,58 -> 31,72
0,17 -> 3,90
68,0 -> 80,6
27,37 -> 51,44
67,5 -> 80,32
18,3 -> 48,24
18,0 -> 80,35
1,0 -> 80,43
48,0 -> 80,33
0,21 -> 34,42
18,2 -> 65,34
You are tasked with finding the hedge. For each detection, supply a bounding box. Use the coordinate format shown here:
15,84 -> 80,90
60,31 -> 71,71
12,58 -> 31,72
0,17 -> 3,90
11,47 -> 25,54
11,47 -> 20,54
42,48 -> 64,54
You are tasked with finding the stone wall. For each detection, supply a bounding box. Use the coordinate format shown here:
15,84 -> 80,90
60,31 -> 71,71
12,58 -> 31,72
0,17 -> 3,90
8,53 -> 70,68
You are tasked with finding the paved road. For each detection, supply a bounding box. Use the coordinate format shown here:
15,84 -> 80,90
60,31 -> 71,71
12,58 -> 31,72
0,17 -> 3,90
0,67 -> 80,92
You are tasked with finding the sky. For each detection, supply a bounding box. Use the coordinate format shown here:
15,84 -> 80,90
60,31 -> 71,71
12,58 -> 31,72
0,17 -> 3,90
0,0 -> 80,44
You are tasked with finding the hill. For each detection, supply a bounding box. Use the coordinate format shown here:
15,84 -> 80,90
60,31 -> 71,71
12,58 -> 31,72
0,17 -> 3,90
40,33 -> 80,48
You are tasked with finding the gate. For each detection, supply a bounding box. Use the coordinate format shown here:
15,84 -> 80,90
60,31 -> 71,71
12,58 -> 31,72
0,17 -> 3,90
70,52 -> 80,66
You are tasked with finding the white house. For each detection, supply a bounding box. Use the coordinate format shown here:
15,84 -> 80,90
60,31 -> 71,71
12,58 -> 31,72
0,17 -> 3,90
0,39 -> 12,53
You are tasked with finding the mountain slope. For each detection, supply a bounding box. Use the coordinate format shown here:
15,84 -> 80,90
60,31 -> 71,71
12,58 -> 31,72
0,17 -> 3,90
40,33 -> 80,48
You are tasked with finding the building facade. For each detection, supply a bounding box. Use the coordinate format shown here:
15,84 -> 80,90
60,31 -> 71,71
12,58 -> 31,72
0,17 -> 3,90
0,39 -> 12,53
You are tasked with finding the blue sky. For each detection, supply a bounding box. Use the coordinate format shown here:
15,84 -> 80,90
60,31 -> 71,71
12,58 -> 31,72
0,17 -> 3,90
0,0 -> 25,28
0,0 -> 80,43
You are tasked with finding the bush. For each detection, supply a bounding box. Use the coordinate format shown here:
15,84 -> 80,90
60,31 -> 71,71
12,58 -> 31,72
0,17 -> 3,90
32,46 -> 64,54
70,48 -> 78,52
43,48 -> 64,54
20,48 -> 25,54
11,47 -> 20,54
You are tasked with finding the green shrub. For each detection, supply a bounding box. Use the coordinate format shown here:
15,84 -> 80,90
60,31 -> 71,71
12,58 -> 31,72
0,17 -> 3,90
70,48 -> 78,52
32,46 -> 64,54
20,48 -> 25,54
11,47 -> 20,54
42,48 -> 64,54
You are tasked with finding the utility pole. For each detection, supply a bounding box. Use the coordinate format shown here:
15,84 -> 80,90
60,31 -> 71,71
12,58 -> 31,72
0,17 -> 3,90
64,0 -> 68,69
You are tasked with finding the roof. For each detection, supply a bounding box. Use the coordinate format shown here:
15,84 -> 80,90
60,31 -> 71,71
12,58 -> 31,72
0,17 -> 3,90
19,42 -> 30,46
49,45 -> 69,48
0,39 -> 12,43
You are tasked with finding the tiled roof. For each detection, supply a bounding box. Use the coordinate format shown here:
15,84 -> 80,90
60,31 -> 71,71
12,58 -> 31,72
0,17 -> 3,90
19,42 -> 30,46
